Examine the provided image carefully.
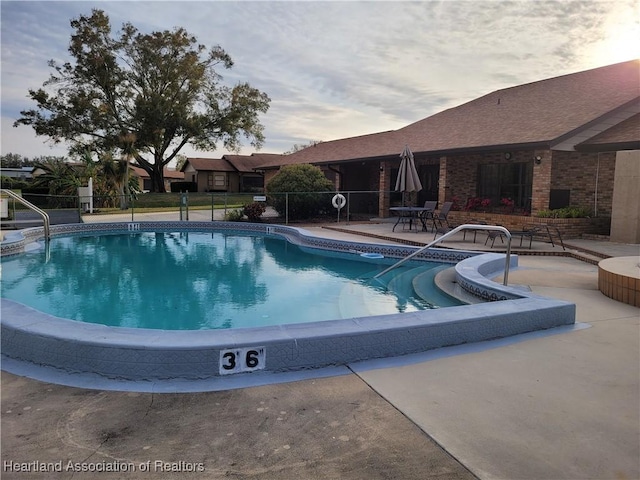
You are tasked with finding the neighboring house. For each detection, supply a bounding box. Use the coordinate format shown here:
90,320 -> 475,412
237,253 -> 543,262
255,60 -> 640,242
130,166 -> 184,192
181,153 -> 282,193
0,166 -> 34,180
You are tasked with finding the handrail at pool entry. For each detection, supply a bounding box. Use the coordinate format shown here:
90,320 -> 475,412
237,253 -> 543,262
1,189 -> 50,241
374,224 -> 512,285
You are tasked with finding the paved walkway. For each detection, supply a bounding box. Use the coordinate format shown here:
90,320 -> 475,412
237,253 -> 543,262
2,215 -> 639,479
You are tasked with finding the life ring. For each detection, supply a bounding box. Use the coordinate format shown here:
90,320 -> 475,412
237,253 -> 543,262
332,193 -> 346,209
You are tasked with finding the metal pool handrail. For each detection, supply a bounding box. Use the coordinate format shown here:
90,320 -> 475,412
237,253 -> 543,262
1,189 -> 50,241
373,224 -> 512,285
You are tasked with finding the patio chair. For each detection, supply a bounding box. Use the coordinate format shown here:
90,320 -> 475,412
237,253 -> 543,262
509,224 -> 565,250
432,202 -> 456,239
485,229 -> 507,248
434,201 -> 453,228
418,200 -> 437,231
464,219 -> 488,243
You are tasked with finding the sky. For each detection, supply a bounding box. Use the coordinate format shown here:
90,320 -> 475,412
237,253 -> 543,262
1,0 -> 639,163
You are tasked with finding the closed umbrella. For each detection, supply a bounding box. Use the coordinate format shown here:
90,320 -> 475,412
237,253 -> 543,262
395,145 -> 422,205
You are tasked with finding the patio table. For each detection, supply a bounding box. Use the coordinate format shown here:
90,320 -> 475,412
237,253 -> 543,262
390,206 -> 434,232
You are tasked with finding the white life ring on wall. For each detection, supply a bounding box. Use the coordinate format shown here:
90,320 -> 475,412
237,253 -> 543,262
332,193 -> 346,209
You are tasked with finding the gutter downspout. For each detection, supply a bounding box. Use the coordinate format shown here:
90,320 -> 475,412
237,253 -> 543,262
594,153 -> 600,217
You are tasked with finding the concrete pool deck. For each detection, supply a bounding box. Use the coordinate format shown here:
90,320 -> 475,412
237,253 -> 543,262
2,216 -> 639,479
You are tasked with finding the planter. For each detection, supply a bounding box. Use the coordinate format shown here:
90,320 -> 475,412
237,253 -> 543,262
448,211 -> 610,239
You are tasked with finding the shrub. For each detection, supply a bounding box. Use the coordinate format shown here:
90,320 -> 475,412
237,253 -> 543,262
266,164 -> 334,220
170,181 -> 197,193
535,206 -> 591,218
243,202 -> 266,221
464,197 -> 492,211
224,209 -> 244,221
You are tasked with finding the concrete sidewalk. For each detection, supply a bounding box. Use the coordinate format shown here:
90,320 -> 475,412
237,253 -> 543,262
2,217 -> 639,479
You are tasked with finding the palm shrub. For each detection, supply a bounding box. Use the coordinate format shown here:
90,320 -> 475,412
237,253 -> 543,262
266,164 -> 334,220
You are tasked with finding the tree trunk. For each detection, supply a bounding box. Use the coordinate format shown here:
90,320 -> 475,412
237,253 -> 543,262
151,164 -> 166,193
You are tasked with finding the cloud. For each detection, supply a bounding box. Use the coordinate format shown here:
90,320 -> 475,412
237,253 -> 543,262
1,0 -> 636,160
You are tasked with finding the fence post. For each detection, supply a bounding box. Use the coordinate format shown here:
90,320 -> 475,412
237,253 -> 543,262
285,193 -> 289,225
179,192 -> 189,221
346,191 -> 351,225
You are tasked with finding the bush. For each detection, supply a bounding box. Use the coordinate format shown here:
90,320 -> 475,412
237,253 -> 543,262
224,209 -> 244,221
536,206 -> 591,218
464,197 -> 492,211
243,202 -> 266,221
266,164 -> 334,220
170,181 -> 197,193
0,176 -> 30,190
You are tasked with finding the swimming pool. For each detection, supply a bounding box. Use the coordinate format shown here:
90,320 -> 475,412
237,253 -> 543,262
1,221 -> 575,384
1,231 -> 460,330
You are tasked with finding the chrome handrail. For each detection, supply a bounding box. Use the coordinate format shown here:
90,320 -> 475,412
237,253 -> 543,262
1,189 -> 50,241
374,224 -> 512,285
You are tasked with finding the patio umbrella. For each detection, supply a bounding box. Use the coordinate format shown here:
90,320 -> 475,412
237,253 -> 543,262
395,145 -> 422,205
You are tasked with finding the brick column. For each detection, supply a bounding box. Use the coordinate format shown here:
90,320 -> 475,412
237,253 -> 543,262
438,156 -> 448,205
378,161 -> 391,217
531,150 -> 551,213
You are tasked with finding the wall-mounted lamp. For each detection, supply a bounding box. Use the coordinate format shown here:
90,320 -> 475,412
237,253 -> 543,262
534,156 -> 542,165
379,165 -> 384,172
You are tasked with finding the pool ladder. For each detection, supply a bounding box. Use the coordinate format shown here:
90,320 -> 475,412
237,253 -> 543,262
1,189 -> 50,241
374,224 -> 512,286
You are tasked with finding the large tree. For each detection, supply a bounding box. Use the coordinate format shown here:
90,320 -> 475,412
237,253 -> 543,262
14,9 -> 271,192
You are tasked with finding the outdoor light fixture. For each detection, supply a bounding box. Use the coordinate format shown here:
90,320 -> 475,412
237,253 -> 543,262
534,156 -> 542,164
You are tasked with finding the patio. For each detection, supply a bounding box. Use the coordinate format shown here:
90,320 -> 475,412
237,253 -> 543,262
2,213 -> 639,479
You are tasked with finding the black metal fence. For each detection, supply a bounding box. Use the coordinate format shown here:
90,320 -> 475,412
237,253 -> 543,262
1,190 -> 389,226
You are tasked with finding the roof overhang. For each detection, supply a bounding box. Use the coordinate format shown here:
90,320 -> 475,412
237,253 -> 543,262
550,97 -> 640,151
574,141 -> 640,153
316,142 -> 552,165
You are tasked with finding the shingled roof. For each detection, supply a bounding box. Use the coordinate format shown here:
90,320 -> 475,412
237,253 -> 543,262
576,113 -> 640,152
184,153 -> 283,173
257,60 -> 639,168
131,166 -> 184,179
183,157 -> 236,173
398,59 -> 639,153
223,153 -> 283,172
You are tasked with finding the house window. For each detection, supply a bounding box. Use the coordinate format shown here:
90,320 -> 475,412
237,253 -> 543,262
478,162 -> 532,208
208,173 -> 227,190
214,174 -> 226,188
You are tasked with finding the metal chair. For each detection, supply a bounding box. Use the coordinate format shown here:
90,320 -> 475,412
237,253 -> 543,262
418,200 -> 437,231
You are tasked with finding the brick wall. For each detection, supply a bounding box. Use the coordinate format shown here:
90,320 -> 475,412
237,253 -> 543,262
448,211 -> 610,238
531,150 -> 551,213
435,150 -> 615,216
439,150 -> 540,207
551,151 -> 616,217
379,161 -> 391,217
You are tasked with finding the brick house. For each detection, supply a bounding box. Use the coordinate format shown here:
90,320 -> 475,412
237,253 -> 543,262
182,153 -> 282,193
130,166 -> 184,192
256,60 -> 639,242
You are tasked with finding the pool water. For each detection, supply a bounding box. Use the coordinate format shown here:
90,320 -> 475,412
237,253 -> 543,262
0,231 -> 460,330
